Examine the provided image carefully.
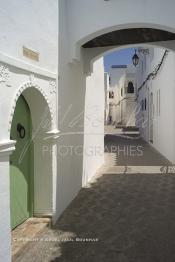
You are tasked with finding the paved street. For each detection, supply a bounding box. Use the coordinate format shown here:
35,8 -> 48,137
14,134 -> 175,262
104,133 -> 170,167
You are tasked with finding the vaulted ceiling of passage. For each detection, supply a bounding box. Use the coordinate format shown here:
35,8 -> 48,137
82,28 -> 175,48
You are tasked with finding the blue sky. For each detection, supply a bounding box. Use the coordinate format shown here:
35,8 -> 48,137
104,48 -> 135,72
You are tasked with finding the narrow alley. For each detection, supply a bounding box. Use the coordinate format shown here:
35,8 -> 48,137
2,2 -> 175,261
14,132 -> 175,262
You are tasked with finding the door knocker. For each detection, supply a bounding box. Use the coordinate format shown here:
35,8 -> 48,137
17,123 -> 26,139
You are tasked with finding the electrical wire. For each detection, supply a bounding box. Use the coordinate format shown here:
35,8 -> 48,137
138,50 -> 169,92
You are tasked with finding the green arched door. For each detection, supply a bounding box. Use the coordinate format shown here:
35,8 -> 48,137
10,95 -> 33,229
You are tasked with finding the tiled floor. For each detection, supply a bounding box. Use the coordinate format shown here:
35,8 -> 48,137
14,134 -> 175,262
12,218 -> 51,261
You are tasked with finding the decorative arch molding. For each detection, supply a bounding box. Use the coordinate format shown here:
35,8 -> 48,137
8,81 -> 54,133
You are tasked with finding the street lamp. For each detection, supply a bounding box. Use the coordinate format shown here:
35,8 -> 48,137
132,49 -> 139,67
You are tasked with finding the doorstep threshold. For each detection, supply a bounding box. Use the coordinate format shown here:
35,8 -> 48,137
12,217 -> 51,260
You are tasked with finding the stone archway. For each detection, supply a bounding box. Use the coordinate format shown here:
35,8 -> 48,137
58,3 -> 175,203
57,0 -> 175,248
82,28 -> 175,48
80,17 -> 175,185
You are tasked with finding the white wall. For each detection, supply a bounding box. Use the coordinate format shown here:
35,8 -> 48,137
65,0 -> 175,61
136,85 -> 149,141
136,47 -> 175,163
83,58 -> 105,185
107,66 -> 136,126
121,95 -> 136,126
109,67 -> 126,88
108,68 -> 126,124
151,49 -> 175,163
56,0 -> 106,219
2,1 -> 175,260
0,65 -> 57,261
56,0 -> 88,220
122,70 -> 137,126
135,48 -> 151,140
0,2 -> 58,260
104,72 -> 110,124
0,155 -> 11,262
0,0 -> 58,72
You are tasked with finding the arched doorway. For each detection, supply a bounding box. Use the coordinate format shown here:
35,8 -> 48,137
82,38 -> 174,184
58,0 -> 175,232
9,84 -> 56,230
10,95 -> 33,229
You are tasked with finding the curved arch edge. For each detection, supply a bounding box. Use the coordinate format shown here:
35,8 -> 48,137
8,81 -> 54,134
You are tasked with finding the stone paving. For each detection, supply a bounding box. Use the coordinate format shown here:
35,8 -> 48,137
12,218 -> 51,260
104,133 -> 170,167
14,134 -> 175,262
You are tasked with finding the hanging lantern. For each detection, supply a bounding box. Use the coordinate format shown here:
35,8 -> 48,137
132,50 -> 139,67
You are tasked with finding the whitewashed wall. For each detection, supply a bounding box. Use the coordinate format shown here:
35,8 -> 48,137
0,62 -> 57,262
56,0 -> 106,219
83,58 -> 105,185
0,0 -> 58,72
107,66 -> 136,126
122,67 -> 137,126
121,95 -> 136,126
2,1 -> 175,261
136,47 -> 175,163
0,156 -> 11,262
0,1 -> 58,261
104,72 -> 110,124
135,49 -> 151,140
56,0 -> 85,220
150,49 -> 175,163
108,68 -> 126,124
65,0 -> 175,62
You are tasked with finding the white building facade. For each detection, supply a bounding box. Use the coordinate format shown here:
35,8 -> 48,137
0,1 -> 59,260
104,72 -> 110,125
136,47 -> 175,163
2,0 -> 175,261
106,65 -> 136,126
